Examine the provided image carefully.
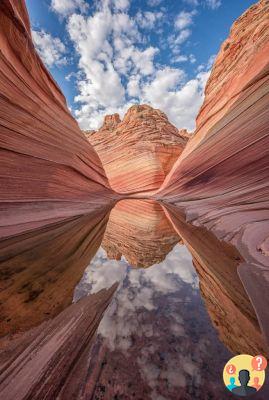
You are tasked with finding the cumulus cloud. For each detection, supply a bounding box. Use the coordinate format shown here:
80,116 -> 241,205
183,0 -> 221,8
65,1 -> 163,129
140,68 -> 210,131
136,10 -> 163,29
49,0 -> 213,131
32,29 -> 67,68
113,0 -> 130,11
51,0 -> 89,17
205,0 -> 221,9
147,0 -> 163,6
175,10 -> 196,30
172,53 -> 196,64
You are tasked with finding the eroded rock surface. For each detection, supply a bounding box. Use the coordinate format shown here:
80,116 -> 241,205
88,105 -> 187,194
0,0 -> 114,240
158,0 -> 269,344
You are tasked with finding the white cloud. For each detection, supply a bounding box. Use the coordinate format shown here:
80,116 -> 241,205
197,53 -> 216,72
169,10 -> 196,57
174,28 -> 192,46
136,10 -> 163,30
183,0 -> 199,5
140,68 -> 210,131
51,0 -> 89,17
127,75 -> 141,97
205,0 -> 221,9
175,10 -> 196,30
189,53 -> 196,63
32,29 -> 67,68
172,55 -> 189,63
114,45 -> 158,76
67,9 -> 125,121
113,0 -> 130,11
48,0 -> 214,131
65,1 -> 163,129
183,0 -> 221,9
147,0 -> 163,6
168,29 -> 192,56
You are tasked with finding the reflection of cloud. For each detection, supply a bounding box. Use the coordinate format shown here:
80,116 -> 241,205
75,244 -> 198,301
75,244 -> 198,347
95,244 -> 208,397
73,247 -> 127,302
136,346 -> 201,398
96,244 -> 199,351
75,242 -> 229,398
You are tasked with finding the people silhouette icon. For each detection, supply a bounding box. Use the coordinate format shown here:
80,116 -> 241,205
232,370 -> 257,396
227,377 -> 237,391
252,377 -> 261,391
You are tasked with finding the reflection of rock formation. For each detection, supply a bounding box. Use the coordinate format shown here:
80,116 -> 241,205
73,244 -> 235,400
0,206 -> 112,337
0,0 -> 114,239
0,284 -> 117,400
158,1 -> 269,347
101,199 -> 180,267
1,199 -> 269,399
163,204 -> 268,357
88,105 -> 187,194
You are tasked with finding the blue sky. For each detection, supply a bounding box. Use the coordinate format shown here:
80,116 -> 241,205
25,0 -> 255,131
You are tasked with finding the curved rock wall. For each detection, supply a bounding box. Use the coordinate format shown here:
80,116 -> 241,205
0,0 -> 114,239
158,0 -> 269,347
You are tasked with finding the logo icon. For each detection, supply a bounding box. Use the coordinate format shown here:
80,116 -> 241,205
223,354 -> 267,397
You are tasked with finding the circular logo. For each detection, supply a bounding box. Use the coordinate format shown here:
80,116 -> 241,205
223,354 -> 267,397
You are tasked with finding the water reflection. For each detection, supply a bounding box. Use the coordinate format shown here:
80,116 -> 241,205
76,244 -> 232,399
0,207 -> 111,336
0,199 -> 268,399
101,199 -> 180,267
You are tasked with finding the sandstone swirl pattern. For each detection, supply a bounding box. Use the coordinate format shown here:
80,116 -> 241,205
0,0 -> 115,239
87,105 -> 188,195
158,0 -> 269,344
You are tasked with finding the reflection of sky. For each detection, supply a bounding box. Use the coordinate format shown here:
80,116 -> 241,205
74,244 -> 198,303
73,247 -> 127,301
74,244 -> 231,399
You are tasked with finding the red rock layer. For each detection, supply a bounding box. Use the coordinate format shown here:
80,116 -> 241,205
0,0 -> 115,239
158,0 -> 269,346
101,199 -> 180,267
0,206 -> 112,337
88,105 -> 187,195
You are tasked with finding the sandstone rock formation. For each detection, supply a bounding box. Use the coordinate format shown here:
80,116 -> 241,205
1,0 -> 269,397
101,199 -> 180,267
158,0 -> 269,346
0,0 -> 115,240
88,105 -> 188,194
